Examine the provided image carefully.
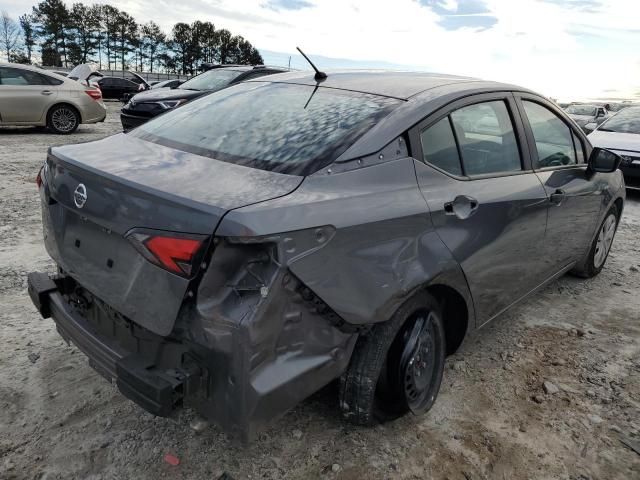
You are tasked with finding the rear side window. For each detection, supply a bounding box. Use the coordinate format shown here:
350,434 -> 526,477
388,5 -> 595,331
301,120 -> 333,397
419,100 -> 522,177
42,74 -> 63,86
450,101 -> 521,175
132,82 -> 400,175
522,101 -> 577,168
420,117 -> 462,175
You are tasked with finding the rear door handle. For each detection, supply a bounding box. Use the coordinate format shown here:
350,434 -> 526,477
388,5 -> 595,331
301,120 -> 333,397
550,189 -> 565,206
444,195 -> 479,219
41,90 -> 53,95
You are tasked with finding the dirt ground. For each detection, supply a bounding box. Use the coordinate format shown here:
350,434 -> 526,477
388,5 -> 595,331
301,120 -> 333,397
0,102 -> 639,480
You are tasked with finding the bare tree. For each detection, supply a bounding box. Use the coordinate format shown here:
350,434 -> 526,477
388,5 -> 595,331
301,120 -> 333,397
1,10 -> 20,62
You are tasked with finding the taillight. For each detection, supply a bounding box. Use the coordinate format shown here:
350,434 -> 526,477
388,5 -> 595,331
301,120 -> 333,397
36,166 -> 43,188
126,231 -> 208,278
85,88 -> 102,101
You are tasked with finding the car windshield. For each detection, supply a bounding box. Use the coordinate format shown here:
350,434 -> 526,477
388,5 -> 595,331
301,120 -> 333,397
566,105 -> 597,116
598,108 -> 640,134
131,82 -> 401,175
178,69 -> 243,91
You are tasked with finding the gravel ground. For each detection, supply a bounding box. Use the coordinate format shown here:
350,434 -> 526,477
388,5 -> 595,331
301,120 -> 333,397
1,102 -> 639,480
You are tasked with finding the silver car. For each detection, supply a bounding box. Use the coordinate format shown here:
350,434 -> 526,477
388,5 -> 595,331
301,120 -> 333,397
0,63 -> 107,134
565,103 -> 608,131
589,106 -> 640,189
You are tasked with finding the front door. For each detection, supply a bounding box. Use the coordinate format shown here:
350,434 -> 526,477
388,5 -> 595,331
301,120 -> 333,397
411,94 -> 549,325
517,97 -> 603,269
0,66 -> 57,123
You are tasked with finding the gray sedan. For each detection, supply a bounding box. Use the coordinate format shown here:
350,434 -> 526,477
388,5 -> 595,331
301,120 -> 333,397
28,70 -> 625,441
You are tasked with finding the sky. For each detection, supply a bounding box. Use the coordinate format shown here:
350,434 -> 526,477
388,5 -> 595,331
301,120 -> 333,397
3,0 -> 639,101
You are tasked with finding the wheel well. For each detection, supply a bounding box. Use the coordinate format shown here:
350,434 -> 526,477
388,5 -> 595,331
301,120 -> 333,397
425,284 -> 469,355
614,197 -> 624,221
46,102 -> 82,124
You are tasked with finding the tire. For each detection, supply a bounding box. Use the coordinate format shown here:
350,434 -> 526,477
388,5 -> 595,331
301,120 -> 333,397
339,292 -> 446,426
47,104 -> 80,134
571,204 -> 619,278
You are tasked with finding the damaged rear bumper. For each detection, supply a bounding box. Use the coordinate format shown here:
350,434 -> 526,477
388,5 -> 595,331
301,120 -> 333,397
27,272 -> 187,417
27,269 -> 357,441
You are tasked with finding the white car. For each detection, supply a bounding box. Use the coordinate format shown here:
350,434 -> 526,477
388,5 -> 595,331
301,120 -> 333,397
0,62 -> 107,134
588,106 -> 640,189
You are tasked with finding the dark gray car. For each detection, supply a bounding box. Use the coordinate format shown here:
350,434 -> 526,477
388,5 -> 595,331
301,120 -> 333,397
28,71 -> 625,441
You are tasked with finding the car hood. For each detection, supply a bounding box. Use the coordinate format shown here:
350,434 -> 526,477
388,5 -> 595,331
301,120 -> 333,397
129,88 -> 204,103
588,130 -> 640,153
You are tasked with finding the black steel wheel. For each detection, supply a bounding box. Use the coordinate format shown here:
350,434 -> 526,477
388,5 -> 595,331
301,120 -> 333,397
340,292 -> 446,425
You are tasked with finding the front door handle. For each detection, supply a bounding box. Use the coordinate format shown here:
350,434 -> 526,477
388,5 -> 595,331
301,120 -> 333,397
550,189 -> 565,206
444,195 -> 479,219
41,90 -> 53,95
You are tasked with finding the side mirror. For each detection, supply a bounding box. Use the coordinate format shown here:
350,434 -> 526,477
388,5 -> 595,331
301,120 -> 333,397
588,147 -> 621,173
584,122 -> 598,132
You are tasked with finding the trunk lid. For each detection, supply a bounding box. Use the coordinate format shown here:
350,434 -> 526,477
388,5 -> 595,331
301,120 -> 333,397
42,134 -> 302,335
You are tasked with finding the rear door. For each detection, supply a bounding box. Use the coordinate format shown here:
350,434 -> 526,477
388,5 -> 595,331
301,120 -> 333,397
0,66 -> 58,123
516,95 -> 603,268
410,92 -> 550,326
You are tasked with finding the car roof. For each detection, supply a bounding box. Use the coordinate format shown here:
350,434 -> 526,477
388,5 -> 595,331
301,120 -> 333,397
245,70 -> 533,162
247,69 -> 511,101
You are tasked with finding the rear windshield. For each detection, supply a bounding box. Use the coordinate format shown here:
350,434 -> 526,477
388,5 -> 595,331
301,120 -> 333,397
178,69 -> 243,91
598,108 -> 640,134
131,82 -> 400,175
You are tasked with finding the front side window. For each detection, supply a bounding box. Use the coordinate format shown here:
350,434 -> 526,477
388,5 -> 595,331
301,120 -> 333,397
132,82 -> 400,175
523,101 -> 577,168
420,117 -> 462,176
450,101 -> 522,175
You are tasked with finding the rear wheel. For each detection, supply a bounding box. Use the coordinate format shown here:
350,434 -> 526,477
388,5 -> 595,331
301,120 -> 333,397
47,105 -> 80,134
339,292 -> 446,425
571,204 -> 619,278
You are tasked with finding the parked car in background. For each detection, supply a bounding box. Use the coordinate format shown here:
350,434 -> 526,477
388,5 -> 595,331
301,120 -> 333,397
120,65 -> 286,131
98,72 -> 151,100
588,106 -> 640,189
29,70 -> 625,441
151,79 -> 184,89
565,104 -> 609,131
0,62 -> 106,134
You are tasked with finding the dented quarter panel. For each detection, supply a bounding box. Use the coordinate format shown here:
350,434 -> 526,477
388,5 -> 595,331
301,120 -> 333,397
216,158 -> 476,327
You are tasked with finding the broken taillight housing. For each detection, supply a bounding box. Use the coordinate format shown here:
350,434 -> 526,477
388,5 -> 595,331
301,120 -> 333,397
126,230 -> 209,278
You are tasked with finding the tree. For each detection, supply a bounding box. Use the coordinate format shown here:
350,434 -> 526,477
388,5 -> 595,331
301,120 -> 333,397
217,29 -> 237,64
171,22 -> 194,74
69,3 -> 99,64
113,11 -> 136,70
32,0 -> 71,67
1,11 -> 20,62
236,36 -> 263,65
99,5 -> 120,69
141,21 -> 165,72
18,14 -> 36,63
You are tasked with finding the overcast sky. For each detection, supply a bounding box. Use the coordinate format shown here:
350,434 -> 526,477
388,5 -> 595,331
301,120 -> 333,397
4,0 -> 639,101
